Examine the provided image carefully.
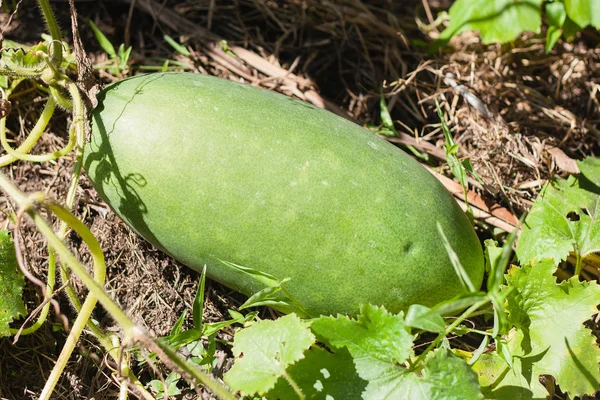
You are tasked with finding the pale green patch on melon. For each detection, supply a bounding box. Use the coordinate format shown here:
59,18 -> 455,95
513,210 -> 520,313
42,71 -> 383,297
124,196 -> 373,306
84,72 -> 484,316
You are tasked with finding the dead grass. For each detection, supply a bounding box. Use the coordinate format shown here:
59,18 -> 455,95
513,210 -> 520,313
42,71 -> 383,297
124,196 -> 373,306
0,0 -> 598,398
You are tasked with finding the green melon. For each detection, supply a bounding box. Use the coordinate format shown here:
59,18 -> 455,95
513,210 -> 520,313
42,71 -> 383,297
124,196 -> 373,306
84,72 -> 484,317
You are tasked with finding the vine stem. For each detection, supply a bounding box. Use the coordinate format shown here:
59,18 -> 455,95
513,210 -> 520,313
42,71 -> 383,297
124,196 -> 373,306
2,5 -> 153,398
0,83 -> 57,167
38,0 -> 63,66
38,202 -> 105,400
0,172 -> 237,400
0,78 -> 79,163
47,79 -> 154,399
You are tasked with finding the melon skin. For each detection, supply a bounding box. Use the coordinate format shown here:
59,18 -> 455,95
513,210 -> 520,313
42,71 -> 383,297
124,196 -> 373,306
84,72 -> 484,317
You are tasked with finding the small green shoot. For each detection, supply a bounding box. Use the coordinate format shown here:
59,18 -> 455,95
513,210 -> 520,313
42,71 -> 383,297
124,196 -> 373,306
192,265 -> 207,330
163,35 -> 190,56
148,372 -> 182,399
88,20 -> 132,75
436,101 -> 485,223
135,267 -> 256,373
437,223 -> 476,293
379,94 -> 429,161
220,260 -> 310,317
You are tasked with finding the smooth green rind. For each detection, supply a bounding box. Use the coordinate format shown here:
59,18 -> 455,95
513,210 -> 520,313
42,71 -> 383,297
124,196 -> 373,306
85,72 -> 483,316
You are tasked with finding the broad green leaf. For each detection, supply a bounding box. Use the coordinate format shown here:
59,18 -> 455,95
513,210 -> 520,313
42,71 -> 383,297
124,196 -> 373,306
545,1 -> 567,53
360,349 -> 482,400
516,157 -> 600,269
438,0 -> 543,44
579,155 -> 600,186
266,347 -> 366,399
505,259 -> 600,397
1,45 -> 46,72
0,230 -> 26,337
311,304 -> 414,383
312,305 -> 481,399
419,349 -> 482,400
312,305 -> 480,399
562,14 -> 583,39
224,314 -> 315,396
472,330 -> 548,399
564,0 -> 600,29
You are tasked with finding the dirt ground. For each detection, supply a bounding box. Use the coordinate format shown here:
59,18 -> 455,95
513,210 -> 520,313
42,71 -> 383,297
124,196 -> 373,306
0,0 -> 599,399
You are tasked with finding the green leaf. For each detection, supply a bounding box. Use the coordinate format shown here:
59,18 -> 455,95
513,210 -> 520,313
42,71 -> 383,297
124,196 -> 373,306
311,305 -> 481,399
0,230 -> 26,337
165,329 -> 201,349
430,291 -> 488,317
472,330 -> 548,399
579,155 -> 600,186
562,14 -> 583,39
193,265 -> 207,331
266,347 -> 366,399
311,304 -> 414,380
405,304 -> 445,333
564,0 -> 600,29
169,309 -> 187,336
418,349 -> 482,400
224,314 -> 315,396
148,372 -> 182,399
202,309 -> 257,337
219,259 -> 283,288
364,349 -> 482,400
438,223 -> 476,292
545,1 -> 567,52
461,159 -> 486,186
88,20 -> 117,59
379,95 -> 397,135
486,217 -> 520,293
1,45 -> 45,73
483,239 -> 502,277
505,259 -> 600,397
516,157 -> 600,270
438,0 -> 543,44
164,34 -> 191,56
